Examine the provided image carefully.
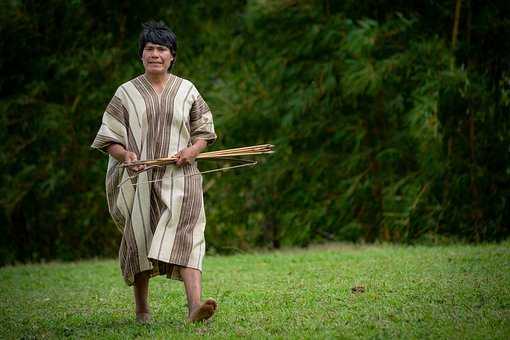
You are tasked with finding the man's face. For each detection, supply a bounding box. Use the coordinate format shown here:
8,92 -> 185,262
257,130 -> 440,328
142,42 -> 174,75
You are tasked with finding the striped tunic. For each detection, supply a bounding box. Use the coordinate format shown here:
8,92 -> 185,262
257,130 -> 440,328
91,74 -> 216,286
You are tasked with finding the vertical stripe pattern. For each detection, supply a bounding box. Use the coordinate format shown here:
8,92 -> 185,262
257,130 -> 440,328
91,74 -> 216,286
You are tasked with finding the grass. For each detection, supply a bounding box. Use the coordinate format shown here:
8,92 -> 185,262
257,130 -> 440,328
1,242 -> 509,339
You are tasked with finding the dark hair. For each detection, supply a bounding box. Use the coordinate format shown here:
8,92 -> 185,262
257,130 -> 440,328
138,21 -> 177,69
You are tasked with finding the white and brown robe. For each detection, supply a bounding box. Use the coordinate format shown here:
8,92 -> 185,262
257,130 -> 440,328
92,74 -> 216,286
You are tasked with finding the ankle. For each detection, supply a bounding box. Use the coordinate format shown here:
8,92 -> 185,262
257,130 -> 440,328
188,302 -> 201,314
136,305 -> 150,314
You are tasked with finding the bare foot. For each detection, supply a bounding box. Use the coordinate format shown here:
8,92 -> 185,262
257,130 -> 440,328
136,311 -> 152,324
188,299 -> 218,322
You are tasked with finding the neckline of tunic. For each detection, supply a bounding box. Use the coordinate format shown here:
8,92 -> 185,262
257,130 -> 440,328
142,73 -> 174,97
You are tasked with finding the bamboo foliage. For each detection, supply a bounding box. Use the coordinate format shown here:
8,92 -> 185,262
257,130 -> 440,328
0,0 -> 508,263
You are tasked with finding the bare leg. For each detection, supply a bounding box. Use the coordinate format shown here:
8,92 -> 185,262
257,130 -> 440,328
133,271 -> 151,323
179,266 -> 217,322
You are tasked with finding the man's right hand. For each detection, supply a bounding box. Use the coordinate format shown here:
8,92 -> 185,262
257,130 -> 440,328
124,151 -> 145,172
106,144 -> 145,172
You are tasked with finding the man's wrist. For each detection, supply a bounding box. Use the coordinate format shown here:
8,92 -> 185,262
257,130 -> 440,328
192,139 -> 207,152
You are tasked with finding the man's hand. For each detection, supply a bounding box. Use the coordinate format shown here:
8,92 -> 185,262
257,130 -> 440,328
175,146 -> 200,166
175,139 -> 208,167
106,144 -> 145,172
124,151 -> 145,172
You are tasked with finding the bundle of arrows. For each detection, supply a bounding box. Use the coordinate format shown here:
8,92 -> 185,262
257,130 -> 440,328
120,144 -> 274,168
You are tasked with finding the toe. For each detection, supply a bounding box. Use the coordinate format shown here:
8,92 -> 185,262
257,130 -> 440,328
205,298 -> 217,310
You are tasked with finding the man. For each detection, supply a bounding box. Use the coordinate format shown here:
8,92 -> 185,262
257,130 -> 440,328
92,21 -> 217,323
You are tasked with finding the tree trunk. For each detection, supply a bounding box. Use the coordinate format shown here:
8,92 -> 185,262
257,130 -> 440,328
451,0 -> 462,49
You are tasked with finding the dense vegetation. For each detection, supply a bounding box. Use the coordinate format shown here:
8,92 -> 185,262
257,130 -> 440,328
1,0 -> 509,263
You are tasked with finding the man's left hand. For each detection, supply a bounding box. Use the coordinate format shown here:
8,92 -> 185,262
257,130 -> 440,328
175,145 -> 200,166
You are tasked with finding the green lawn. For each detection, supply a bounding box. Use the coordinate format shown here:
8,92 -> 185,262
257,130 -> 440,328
1,243 -> 509,339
